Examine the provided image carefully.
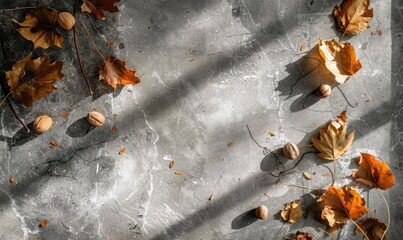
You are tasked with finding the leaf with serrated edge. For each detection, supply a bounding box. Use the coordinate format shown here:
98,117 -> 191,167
333,0 -> 373,35
311,111 -> 354,160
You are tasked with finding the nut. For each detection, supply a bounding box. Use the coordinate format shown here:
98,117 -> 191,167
255,205 -> 268,220
283,142 -> 300,160
33,115 -> 53,133
57,12 -> 75,30
316,84 -> 331,98
87,111 -> 105,127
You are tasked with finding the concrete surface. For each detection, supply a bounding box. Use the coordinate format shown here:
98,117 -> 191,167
0,0 -> 402,239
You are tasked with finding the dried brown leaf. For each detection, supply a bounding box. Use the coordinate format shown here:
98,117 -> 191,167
174,171 -> 184,175
81,0 -> 120,20
333,0 -> 373,35
355,217 -> 387,240
280,199 -> 304,224
169,160 -> 175,169
99,56 -> 140,89
311,111 -> 355,160
9,176 -> 15,183
119,148 -> 126,155
5,54 -> 64,108
12,7 -> 63,49
318,38 -> 362,83
352,153 -> 395,190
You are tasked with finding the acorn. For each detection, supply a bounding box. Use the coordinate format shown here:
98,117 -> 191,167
316,84 -> 331,98
57,12 -> 75,30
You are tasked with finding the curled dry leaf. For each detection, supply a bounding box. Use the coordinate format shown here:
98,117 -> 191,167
81,0 -> 120,20
12,7 -> 63,49
39,219 -> 48,228
119,148 -> 126,155
169,160 -> 175,169
9,176 -> 15,183
280,199 -> 304,224
317,185 -> 368,228
99,56 -> 140,89
318,38 -> 362,84
303,172 -> 313,180
311,111 -> 354,160
5,54 -> 64,108
111,127 -> 117,134
50,141 -> 58,147
352,153 -> 395,190
174,171 -> 184,175
333,0 -> 373,35
355,217 -> 387,240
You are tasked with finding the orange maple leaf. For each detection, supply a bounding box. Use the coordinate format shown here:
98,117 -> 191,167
81,0 -> 120,20
12,7 -> 63,49
352,153 -> 395,190
317,185 -> 368,228
5,54 -> 64,108
99,56 -> 140,89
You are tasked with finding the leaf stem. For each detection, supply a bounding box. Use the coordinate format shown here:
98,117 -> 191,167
350,218 -> 369,240
0,91 -> 12,108
0,6 -> 37,11
332,158 -> 337,186
80,22 -> 106,60
351,73 -> 372,102
377,188 -> 390,240
73,25 -> 93,94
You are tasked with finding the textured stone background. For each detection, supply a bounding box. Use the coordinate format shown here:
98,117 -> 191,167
0,0 -> 402,239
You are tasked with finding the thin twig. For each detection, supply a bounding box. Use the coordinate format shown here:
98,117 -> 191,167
0,91 -> 12,108
350,218 -> 370,240
80,22 -> 106,60
7,98 -> 29,132
377,188 -> 390,240
73,25 -> 93,94
351,73 -> 373,102
0,6 -> 37,11
277,173 -> 325,191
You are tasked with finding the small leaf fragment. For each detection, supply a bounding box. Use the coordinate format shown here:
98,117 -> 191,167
227,142 -> 233,147
267,131 -> 275,137
119,148 -> 126,155
81,0 -> 120,20
169,160 -> 175,169
61,112 -> 69,118
300,43 -> 305,52
303,172 -> 313,180
39,219 -> 48,228
111,127 -> 117,134
208,194 -> 214,201
9,176 -> 15,183
280,199 -> 304,223
174,171 -> 184,175
50,141 -> 58,147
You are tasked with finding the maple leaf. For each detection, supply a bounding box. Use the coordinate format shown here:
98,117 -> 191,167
280,199 -> 304,223
12,7 -> 63,49
352,153 -> 395,190
81,0 -> 120,20
355,218 -> 387,240
318,38 -> 362,84
5,54 -> 64,108
99,56 -> 140,89
311,111 -> 355,160
318,185 -> 368,228
333,0 -> 373,35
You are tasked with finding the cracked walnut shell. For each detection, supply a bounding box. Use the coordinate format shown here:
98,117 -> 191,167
87,111 -> 105,127
33,115 -> 53,133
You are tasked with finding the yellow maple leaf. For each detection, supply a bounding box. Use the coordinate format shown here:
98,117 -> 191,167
311,111 -> 354,160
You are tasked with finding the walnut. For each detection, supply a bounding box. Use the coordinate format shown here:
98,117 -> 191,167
283,142 -> 300,160
33,115 -> 53,133
57,12 -> 75,30
87,111 -> 105,127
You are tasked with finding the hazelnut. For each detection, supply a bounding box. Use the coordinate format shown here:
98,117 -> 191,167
255,205 -> 268,220
316,84 -> 331,98
57,12 -> 75,30
87,111 -> 105,127
33,115 -> 53,133
283,142 -> 300,160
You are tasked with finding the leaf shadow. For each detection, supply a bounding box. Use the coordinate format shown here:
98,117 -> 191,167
231,208 -> 259,230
